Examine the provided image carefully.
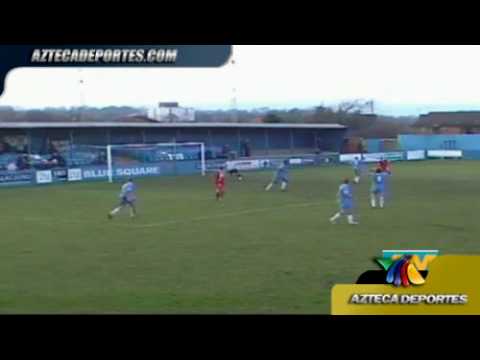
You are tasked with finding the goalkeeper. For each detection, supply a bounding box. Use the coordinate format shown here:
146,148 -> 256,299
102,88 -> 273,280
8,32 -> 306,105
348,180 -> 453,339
228,167 -> 244,181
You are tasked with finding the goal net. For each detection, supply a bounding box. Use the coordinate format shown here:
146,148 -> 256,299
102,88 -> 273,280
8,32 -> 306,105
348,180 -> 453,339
107,142 -> 206,182
70,142 -> 206,182
107,142 -> 206,183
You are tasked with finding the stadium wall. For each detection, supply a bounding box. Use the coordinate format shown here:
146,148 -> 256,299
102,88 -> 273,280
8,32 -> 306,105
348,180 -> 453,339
0,154 -> 340,187
398,134 -> 480,159
364,138 -> 400,153
365,139 -> 382,153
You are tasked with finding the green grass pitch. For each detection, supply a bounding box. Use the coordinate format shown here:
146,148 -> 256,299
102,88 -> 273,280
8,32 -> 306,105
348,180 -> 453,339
1,160 -> 479,314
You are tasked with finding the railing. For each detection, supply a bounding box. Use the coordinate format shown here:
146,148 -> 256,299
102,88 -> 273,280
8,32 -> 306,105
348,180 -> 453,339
339,150 -> 464,163
0,152 -> 341,187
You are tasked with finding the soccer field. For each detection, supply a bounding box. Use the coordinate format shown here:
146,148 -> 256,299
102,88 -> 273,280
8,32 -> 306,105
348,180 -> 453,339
1,160 -> 479,314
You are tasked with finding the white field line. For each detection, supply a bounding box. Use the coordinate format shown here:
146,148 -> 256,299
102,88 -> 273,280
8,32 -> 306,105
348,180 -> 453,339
0,202 -> 323,229
45,189 -> 232,204
0,217 -> 97,225
124,202 -> 323,229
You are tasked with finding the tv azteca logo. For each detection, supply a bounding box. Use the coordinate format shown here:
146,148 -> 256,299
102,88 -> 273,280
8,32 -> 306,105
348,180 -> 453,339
375,250 -> 439,287
349,250 -> 469,306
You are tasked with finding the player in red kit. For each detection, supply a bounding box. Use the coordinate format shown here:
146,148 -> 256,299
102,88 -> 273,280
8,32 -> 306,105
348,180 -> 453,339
378,158 -> 392,174
215,166 -> 226,200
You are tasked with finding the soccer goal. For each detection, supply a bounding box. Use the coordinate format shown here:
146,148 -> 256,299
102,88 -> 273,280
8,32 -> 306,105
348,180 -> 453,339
105,142 -> 206,183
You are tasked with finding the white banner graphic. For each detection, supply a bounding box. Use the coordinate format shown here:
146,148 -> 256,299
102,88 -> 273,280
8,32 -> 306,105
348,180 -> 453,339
406,150 -> 426,160
427,150 -> 463,158
68,168 -> 83,181
36,170 -> 53,184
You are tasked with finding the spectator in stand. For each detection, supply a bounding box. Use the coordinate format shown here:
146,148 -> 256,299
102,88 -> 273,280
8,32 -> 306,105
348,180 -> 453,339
245,139 -> 251,157
240,140 -> 246,157
16,154 -> 30,170
0,141 -> 11,154
48,152 -> 66,168
93,151 -> 107,165
6,161 -> 17,171
222,144 -> 230,159
47,141 -> 58,155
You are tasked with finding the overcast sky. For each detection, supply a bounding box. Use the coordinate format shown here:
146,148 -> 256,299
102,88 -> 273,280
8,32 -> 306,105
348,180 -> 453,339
1,45 -> 480,116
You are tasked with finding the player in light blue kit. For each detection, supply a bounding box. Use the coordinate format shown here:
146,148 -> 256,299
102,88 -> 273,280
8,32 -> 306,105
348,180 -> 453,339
352,156 -> 362,184
330,178 -> 359,225
370,168 -> 389,209
265,160 -> 289,192
108,178 -> 137,219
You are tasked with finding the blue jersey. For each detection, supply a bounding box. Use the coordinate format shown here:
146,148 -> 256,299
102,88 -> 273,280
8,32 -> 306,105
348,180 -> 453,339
352,158 -> 362,176
338,183 -> 353,209
352,158 -> 361,170
120,181 -> 137,202
275,164 -> 289,182
371,172 -> 388,193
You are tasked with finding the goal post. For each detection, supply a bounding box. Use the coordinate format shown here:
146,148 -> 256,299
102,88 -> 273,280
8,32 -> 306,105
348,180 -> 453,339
107,144 -> 113,183
103,142 -> 206,183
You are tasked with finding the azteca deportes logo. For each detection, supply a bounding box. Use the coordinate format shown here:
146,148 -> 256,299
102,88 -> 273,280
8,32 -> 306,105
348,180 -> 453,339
376,250 -> 439,287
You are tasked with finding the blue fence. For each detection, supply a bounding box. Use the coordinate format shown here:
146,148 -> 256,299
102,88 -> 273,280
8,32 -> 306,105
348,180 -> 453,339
1,147 -> 471,188
399,134 -> 480,160
0,152 -> 341,187
365,139 -> 382,153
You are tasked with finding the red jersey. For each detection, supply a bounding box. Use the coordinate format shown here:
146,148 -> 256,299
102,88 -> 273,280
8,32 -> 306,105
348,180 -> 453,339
215,170 -> 225,187
379,160 -> 391,173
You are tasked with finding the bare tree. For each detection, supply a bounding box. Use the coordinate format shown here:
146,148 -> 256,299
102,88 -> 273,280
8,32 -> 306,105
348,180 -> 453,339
337,100 -> 373,114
